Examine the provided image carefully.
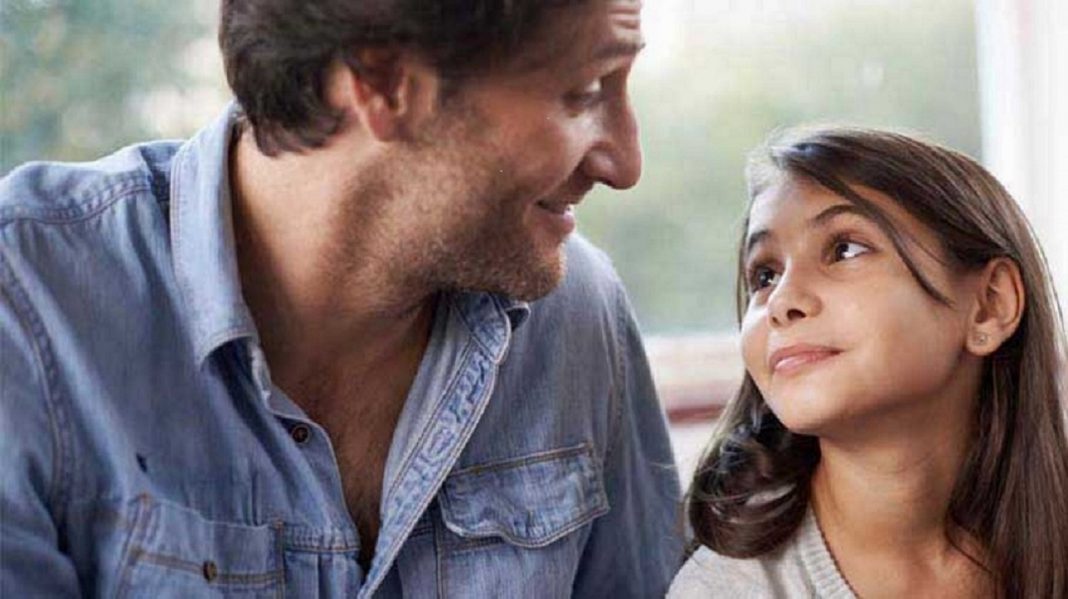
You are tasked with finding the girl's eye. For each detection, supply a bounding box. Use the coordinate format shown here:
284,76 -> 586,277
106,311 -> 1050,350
832,240 -> 871,261
749,266 -> 781,292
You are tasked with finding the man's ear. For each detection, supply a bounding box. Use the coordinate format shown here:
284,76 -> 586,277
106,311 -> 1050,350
327,48 -> 437,142
965,257 -> 1026,356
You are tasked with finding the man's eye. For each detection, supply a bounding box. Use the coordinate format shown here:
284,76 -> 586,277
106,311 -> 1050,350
565,79 -> 604,108
832,240 -> 871,261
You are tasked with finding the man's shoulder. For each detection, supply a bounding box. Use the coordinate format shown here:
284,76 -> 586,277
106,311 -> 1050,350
0,141 -> 186,352
0,140 -> 181,228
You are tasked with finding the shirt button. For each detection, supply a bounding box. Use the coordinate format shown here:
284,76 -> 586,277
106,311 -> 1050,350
290,424 -> 311,445
202,560 -> 218,582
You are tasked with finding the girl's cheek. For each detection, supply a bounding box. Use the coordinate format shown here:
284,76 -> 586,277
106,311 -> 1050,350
740,309 -> 767,378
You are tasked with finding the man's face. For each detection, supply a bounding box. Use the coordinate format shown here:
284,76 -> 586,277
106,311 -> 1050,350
391,0 -> 645,301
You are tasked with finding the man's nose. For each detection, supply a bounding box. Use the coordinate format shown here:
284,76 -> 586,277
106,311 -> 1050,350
581,98 -> 642,190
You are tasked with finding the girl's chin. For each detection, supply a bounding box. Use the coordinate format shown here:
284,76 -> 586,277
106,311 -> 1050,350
767,399 -> 854,437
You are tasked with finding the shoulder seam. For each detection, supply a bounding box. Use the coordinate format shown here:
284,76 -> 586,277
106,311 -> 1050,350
0,174 -> 151,229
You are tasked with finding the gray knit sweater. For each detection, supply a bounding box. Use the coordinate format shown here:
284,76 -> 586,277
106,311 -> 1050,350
668,510 -> 857,598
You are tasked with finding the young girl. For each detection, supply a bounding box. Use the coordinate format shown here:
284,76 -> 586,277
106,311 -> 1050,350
670,127 -> 1068,597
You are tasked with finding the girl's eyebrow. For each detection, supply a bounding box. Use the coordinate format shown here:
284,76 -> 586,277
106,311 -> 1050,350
745,202 -> 874,255
811,202 -> 869,227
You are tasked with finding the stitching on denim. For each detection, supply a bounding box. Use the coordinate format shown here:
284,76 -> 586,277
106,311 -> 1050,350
448,442 -> 591,477
273,520 -> 286,599
135,551 -> 283,585
439,450 -> 610,549
381,324 -> 475,503
0,176 -> 149,227
116,494 -> 154,599
444,502 -> 610,552
444,536 -> 503,554
379,354 -> 486,558
0,249 -> 73,526
380,345 -> 470,503
281,524 -> 360,552
367,351 -> 500,597
117,497 -> 291,593
282,541 -> 361,553
453,293 -> 506,360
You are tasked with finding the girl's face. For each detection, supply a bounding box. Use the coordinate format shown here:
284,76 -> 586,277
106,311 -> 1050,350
740,176 -> 982,440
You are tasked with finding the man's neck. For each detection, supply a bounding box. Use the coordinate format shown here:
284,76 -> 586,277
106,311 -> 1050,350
228,127 -> 436,392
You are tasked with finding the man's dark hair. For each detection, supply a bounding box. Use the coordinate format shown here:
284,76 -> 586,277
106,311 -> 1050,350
219,0 -> 583,156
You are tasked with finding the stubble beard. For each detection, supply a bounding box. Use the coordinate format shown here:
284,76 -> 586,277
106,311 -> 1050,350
417,157 -> 569,302
335,108 -> 570,305
414,101 -> 571,301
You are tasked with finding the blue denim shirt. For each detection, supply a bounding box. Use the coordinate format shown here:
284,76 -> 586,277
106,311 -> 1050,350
0,105 -> 683,597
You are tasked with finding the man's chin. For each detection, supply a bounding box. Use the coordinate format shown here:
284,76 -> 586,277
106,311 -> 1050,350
499,251 -> 568,301
471,246 -> 568,302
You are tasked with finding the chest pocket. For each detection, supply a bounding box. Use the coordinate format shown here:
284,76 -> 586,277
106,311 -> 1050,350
435,443 -> 608,598
117,496 -> 283,598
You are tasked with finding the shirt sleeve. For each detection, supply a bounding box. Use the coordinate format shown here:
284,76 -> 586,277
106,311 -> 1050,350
0,265 -> 81,595
571,283 -> 685,598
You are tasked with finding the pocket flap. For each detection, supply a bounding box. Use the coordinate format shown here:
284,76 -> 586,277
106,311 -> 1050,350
131,497 -> 282,583
439,443 -> 609,548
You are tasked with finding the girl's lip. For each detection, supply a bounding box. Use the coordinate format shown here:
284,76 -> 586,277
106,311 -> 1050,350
768,344 -> 842,374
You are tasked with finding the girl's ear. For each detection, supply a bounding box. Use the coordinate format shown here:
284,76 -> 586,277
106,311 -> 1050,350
965,257 -> 1026,356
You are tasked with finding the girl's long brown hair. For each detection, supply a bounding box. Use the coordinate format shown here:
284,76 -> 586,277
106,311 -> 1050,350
688,127 -> 1068,597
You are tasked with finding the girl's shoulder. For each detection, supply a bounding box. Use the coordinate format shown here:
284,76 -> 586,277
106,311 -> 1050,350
668,544 -> 808,598
668,512 -> 856,598
668,545 -> 773,597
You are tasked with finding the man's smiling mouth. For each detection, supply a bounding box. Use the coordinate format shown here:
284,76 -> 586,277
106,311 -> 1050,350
536,200 -> 575,215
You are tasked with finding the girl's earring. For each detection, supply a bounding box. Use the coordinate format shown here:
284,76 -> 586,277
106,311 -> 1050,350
975,332 -> 990,345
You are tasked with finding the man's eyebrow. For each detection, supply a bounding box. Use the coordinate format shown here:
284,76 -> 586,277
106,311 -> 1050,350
592,40 -> 646,62
744,203 -> 871,255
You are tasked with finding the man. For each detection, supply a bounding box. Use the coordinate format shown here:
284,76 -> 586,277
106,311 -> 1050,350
0,0 -> 682,596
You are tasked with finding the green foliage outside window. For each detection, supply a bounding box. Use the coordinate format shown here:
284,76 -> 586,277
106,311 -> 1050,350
1,0 -> 211,169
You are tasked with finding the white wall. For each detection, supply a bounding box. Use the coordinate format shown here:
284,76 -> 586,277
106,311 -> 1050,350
976,0 -> 1068,319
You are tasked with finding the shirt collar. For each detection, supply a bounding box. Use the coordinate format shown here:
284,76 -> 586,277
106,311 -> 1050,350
450,292 -> 530,364
500,296 -> 531,331
170,102 -> 258,366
